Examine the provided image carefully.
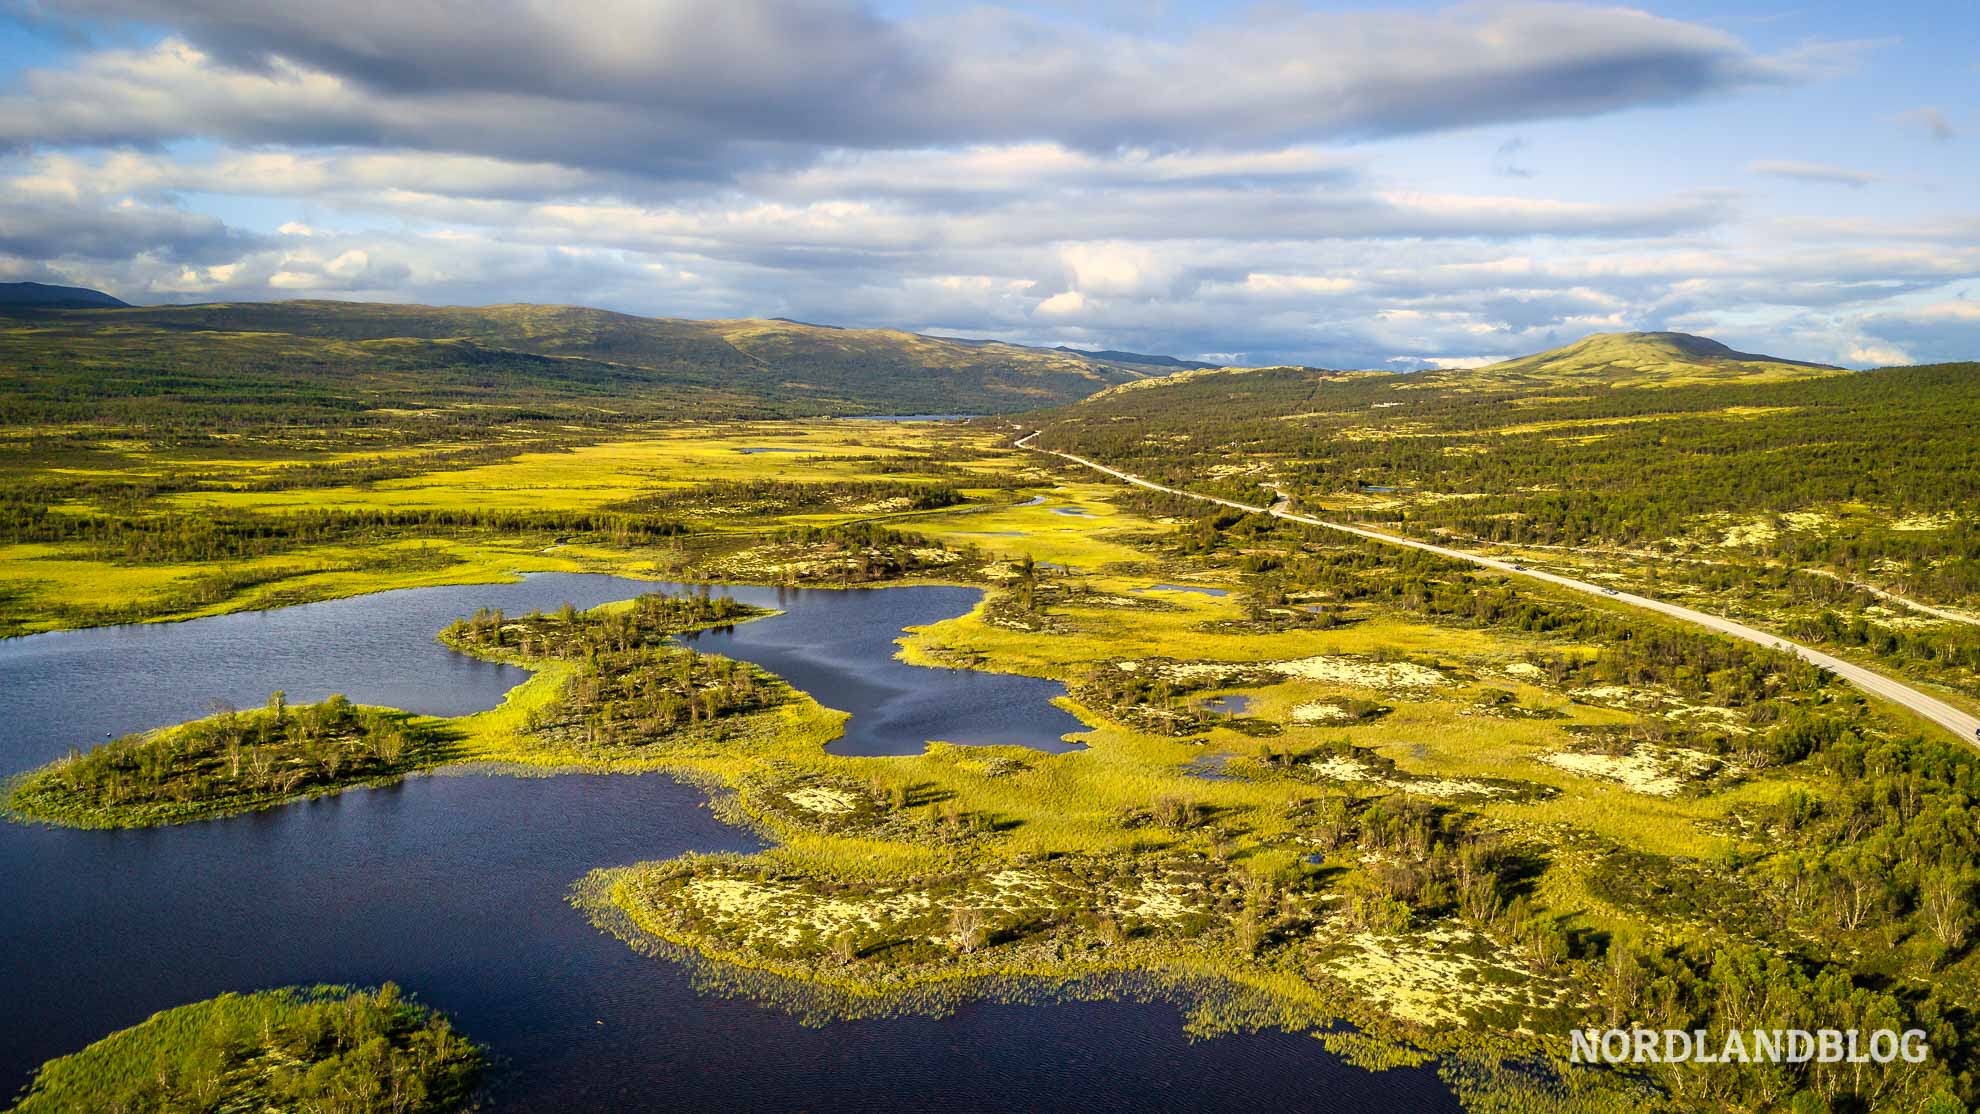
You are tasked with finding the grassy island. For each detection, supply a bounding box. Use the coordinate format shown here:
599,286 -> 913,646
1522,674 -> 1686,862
5,693 -> 453,828
5,984 -> 482,1114
436,589 -> 766,663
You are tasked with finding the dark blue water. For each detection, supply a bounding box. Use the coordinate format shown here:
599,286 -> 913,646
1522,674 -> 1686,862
0,574 -> 1083,761
0,574 -> 1459,1111
1136,584 -> 1231,598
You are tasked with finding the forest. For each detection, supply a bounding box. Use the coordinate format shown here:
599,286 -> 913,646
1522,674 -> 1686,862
1029,361 -> 1980,601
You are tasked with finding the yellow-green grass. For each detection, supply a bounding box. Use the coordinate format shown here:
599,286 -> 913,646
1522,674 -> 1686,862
0,537 -> 618,635
0,421 -> 1035,633
911,483 -> 1164,569
160,423 -> 1014,516
901,588 -> 1506,679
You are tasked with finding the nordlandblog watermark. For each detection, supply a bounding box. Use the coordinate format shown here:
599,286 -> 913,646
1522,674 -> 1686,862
1569,1028 -> 1931,1065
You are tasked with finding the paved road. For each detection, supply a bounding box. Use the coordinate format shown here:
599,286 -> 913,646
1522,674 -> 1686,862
1017,432 -> 1980,746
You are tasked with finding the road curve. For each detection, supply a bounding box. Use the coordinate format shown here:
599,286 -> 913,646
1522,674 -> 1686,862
1016,432 -> 1980,747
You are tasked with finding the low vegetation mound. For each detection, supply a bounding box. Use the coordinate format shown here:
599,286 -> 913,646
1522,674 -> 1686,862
5,984 -> 481,1114
531,648 -> 779,752
5,693 -> 451,828
592,851 -> 1247,974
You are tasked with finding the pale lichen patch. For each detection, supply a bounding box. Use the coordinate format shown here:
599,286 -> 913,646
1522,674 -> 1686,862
1538,745 -> 1713,797
785,785 -> 859,814
1292,702 -> 1356,725
1321,926 -> 1538,1028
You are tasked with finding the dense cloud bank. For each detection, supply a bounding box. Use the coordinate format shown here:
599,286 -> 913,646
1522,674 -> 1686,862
0,0 -> 1972,367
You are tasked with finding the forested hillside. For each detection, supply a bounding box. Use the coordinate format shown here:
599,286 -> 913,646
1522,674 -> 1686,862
0,299 -> 1170,430
1026,334 -> 1980,712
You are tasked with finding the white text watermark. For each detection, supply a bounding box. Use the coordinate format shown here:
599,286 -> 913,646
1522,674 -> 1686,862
1569,1029 -> 1930,1065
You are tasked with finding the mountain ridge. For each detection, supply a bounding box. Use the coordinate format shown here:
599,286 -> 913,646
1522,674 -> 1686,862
0,296 -> 1188,417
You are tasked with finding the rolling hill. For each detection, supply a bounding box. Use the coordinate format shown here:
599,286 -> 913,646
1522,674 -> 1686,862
1451,330 -> 1843,388
0,298 -> 1182,425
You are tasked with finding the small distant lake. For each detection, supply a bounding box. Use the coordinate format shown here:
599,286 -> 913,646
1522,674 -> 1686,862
735,446 -> 811,455
0,573 -> 1460,1111
1051,506 -> 1097,517
1202,694 -> 1254,715
1183,752 -> 1237,781
1136,583 -> 1231,598
836,414 -> 980,422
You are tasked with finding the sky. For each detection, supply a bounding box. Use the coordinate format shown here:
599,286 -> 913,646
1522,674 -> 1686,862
0,1 -> 1975,369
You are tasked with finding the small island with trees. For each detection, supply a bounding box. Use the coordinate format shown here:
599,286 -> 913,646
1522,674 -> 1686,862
5,984 -> 482,1114
3,693 -> 452,828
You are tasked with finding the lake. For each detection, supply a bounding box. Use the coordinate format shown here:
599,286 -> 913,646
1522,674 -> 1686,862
0,573 -> 1459,1111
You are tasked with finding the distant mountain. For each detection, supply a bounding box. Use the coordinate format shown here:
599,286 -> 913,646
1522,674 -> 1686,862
1454,331 -> 1843,388
0,298 -> 1176,417
0,281 -> 128,309
1049,329 -> 1855,419
1053,346 -> 1219,370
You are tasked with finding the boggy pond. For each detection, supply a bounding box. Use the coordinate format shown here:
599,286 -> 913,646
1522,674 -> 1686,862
0,572 -> 1461,1111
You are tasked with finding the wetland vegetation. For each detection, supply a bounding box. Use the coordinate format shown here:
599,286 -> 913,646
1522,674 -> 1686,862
6,317 -> 1980,1111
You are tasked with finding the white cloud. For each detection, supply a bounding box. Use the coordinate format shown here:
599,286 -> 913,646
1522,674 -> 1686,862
1241,274 -> 1357,296
9,1 -> 1802,167
1748,160 -> 1881,187
0,2 -> 1964,369
1035,290 -> 1086,316
1847,342 -> 1912,365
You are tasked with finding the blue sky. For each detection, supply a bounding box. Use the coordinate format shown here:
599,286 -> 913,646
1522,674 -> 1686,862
0,0 -> 1974,368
